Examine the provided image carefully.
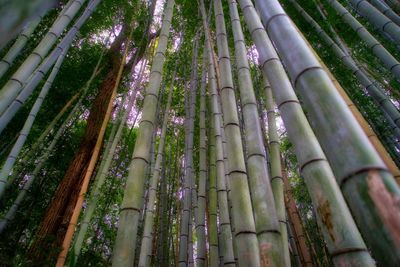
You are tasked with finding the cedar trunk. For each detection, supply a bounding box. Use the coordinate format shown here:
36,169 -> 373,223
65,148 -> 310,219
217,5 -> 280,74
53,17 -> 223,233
27,30 -> 126,264
28,68 -> 118,265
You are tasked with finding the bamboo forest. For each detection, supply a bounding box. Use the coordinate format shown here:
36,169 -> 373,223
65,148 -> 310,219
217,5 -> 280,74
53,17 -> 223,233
2,0 -> 400,266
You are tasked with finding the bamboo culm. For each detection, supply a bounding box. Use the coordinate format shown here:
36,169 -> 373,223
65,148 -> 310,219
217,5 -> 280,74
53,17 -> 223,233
0,0 -> 56,50
0,16 -> 42,79
349,0 -> 400,46
368,0 -> 400,26
326,0 -> 400,81
213,0 -> 262,265
238,0 -> 375,265
0,0 -> 101,134
194,51 -> 207,267
138,70 -> 174,267
0,46 -> 105,233
228,0 -> 286,265
290,0 -> 400,139
206,114 -> 220,267
178,33 -> 200,267
72,59 -> 147,263
0,46 -> 71,198
0,0 -> 87,115
311,0 -> 400,182
255,0 -> 400,264
112,1 -> 175,265
199,1 -> 237,265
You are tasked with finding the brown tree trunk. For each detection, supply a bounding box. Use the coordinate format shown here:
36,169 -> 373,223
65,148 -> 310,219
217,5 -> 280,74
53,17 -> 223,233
27,4 -> 158,262
27,69 -> 119,266
27,28 -> 127,265
282,166 -> 314,267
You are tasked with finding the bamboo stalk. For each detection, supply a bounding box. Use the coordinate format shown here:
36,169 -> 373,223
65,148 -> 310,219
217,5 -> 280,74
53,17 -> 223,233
139,69 -> 174,267
0,16 -> 41,79
0,44 -> 73,198
228,1 -> 286,265
349,0 -> 400,46
212,0 -> 261,265
239,0 -> 375,265
112,1 -> 175,265
0,0 -> 101,134
194,46 -> 208,267
368,0 -> 400,27
255,0 -> 400,263
326,0 -> 400,80
290,0 -> 400,183
0,0 -> 88,115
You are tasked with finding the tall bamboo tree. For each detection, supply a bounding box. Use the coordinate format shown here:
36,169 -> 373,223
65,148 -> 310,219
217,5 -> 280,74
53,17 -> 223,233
212,0 -> 262,265
0,47 -> 71,198
178,33 -> 200,267
326,0 -> 400,80
71,57 -> 148,263
228,0 -> 286,265
112,1 -> 175,265
0,48 -> 105,234
254,0 -> 400,264
0,0 -> 101,134
238,0 -> 375,265
0,16 -> 42,79
138,69 -> 174,267
207,113 -> 220,267
0,0 -> 88,115
0,0 -> 56,49
349,0 -> 400,46
310,0 -> 400,182
199,2 -> 237,265
194,48 -> 207,267
289,0 -> 400,139
368,0 -> 400,27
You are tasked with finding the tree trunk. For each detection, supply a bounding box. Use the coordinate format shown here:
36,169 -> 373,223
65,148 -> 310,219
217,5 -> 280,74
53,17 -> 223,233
27,21 -> 128,265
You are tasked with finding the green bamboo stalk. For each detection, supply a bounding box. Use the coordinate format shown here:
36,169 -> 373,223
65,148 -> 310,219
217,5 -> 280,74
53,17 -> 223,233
194,47 -> 207,267
189,34 -> 201,267
0,42 -> 104,234
238,0 -> 376,265
0,0 -> 101,134
368,0 -> 400,27
326,0 -> 400,80
227,1 -> 286,265
0,0 -> 87,115
255,0 -> 400,264
212,0 -> 261,265
0,0 -> 76,78
138,70 -> 174,267
0,46 -> 71,198
199,2 -> 236,265
263,75 -> 290,266
383,0 -> 400,14
0,99 -> 80,234
5,45 -> 105,187
72,60 -> 147,264
178,33 -> 200,267
111,0 -> 174,265
207,114 -> 220,267
0,0 -> 56,49
349,0 -> 400,46
0,16 -> 41,79
290,0 -> 400,138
